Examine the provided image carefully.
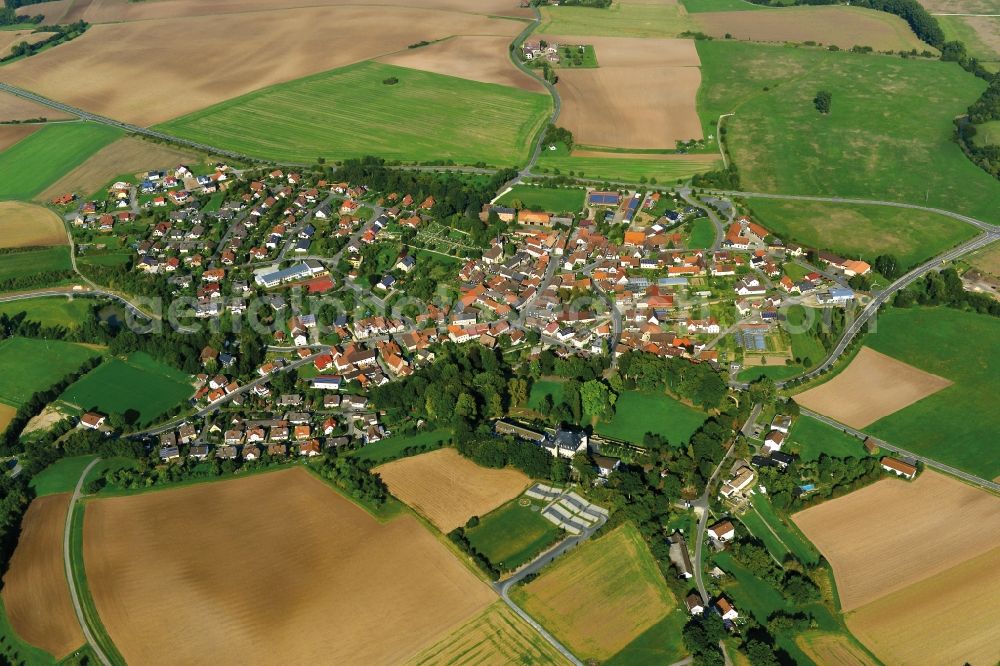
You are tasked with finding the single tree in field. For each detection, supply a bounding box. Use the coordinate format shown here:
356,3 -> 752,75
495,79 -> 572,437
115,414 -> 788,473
814,90 -> 833,114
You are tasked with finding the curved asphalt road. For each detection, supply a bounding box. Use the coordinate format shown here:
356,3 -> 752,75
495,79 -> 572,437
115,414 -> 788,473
0,288 -> 155,321
63,457 -> 113,666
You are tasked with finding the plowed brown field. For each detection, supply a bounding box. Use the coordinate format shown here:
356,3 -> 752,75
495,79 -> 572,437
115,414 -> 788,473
1,493 -> 83,659
794,346 -> 951,428
847,546 -> 1000,665
378,36 -> 545,92
792,471 -> 1000,611
536,35 -> 702,148
82,468 -> 495,665
375,448 -> 530,532
694,6 -> 931,52
0,124 -> 39,151
0,201 -> 67,248
38,137 -> 197,202
0,91 -> 74,122
1,5 -> 529,125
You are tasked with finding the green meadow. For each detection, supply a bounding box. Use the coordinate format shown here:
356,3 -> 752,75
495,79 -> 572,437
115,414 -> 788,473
535,144 -> 719,183
749,199 -> 977,270
786,415 -> 868,461
595,391 -> 707,447
687,217 -> 717,248
352,428 -> 451,464
466,499 -> 562,571
0,246 -> 73,284
863,307 -> 1000,479
59,352 -> 191,425
497,184 -> 586,213
30,454 -> 98,496
159,62 -> 551,167
0,297 -> 93,328
0,122 -> 122,200
0,337 -> 99,407
697,41 -> 1000,224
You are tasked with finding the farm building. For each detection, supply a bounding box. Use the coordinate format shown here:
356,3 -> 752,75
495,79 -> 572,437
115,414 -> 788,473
716,597 -> 739,621
707,520 -> 736,542
881,456 -> 917,480
587,191 -> 621,207
720,467 -> 755,499
686,594 -> 704,615
80,412 -> 106,430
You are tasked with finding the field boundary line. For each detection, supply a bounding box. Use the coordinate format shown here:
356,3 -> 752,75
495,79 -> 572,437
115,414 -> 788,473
63,457 -> 114,666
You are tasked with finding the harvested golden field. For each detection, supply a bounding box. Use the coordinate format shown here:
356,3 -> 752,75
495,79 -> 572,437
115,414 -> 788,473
694,6 -> 931,52
571,150 -> 719,162
2,5 -> 529,125
0,125 -> 39,151
847,545 -> 1000,665
970,240 -> 1000,275
0,403 -> 15,432
407,601 -> 568,666
0,202 -> 67,249
510,523 -> 675,661
792,471 -> 1000,611
375,448 -> 529,532
82,468 -> 496,665
41,0 -> 533,24
378,36 -> 545,93
796,632 -> 876,666
537,34 -> 702,148
1,493 -> 84,659
38,136 -> 197,202
795,346 -> 951,428
0,92 -> 74,123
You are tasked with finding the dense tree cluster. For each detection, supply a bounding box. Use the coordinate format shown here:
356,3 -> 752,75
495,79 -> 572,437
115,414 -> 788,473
617,351 -> 728,410
455,435 -> 565,481
542,125 -> 574,151
813,90 -> 832,114
894,267 -> 1000,317
313,454 -> 389,507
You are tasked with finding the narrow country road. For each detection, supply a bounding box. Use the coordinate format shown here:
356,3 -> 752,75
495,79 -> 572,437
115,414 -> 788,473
63,457 -> 112,666
800,408 -> 1000,493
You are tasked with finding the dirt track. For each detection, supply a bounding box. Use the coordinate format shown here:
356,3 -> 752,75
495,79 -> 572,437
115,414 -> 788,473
2,5 -> 528,125
82,468 -> 495,665
794,346 -> 951,428
375,448 -> 530,532
1,493 -> 84,659
793,471 -> 1000,611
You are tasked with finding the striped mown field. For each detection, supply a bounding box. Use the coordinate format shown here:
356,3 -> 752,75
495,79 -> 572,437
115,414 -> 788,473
536,147 -> 719,183
159,61 -> 552,166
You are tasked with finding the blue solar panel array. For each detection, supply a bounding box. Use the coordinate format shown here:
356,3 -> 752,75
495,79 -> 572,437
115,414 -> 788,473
736,331 -> 767,350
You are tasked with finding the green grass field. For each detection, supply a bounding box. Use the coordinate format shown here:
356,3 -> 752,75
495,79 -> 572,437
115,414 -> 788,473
937,15 -> 1000,73
737,365 -> 802,383
528,378 -> 565,411
784,304 -> 827,370
682,0 -> 764,11
58,352 -> 191,425
604,610 -> 689,665
862,307 -> 1000,479
687,217 -> 717,248
0,122 -> 122,201
539,0 -> 693,36
496,184 -> 586,213
351,428 -> 450,464
749,200 -> 977,270
697,41 -> 1000,224
0,246 -> 72,284
0,297 -> 92,328
30,455 -> 97,496
466,498 -> 562,572
0,337 -> 99,408
748,494 -> 819,564
536,145 -> 719,183
159,62 -> 551,167
786,415 -> 868,461
596,391 -> 707,447
972,119 -> 1000,147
